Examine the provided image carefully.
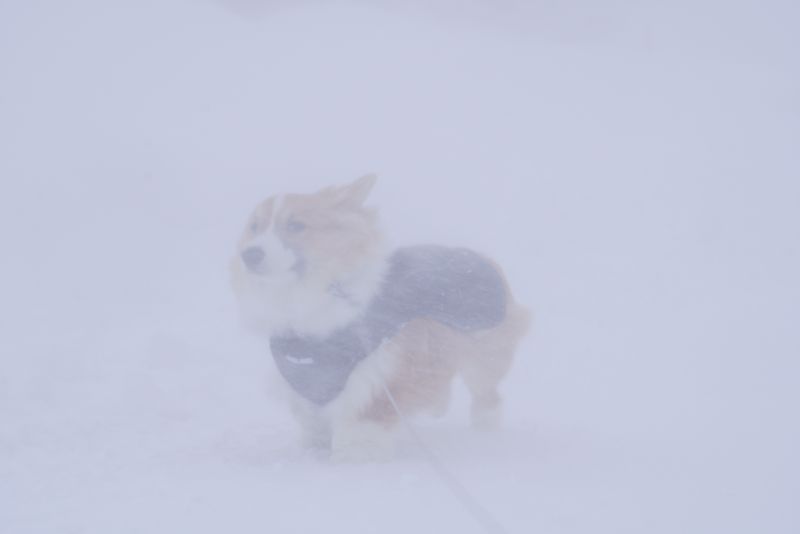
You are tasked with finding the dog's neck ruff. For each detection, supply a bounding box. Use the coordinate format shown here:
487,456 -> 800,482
270,245 -> 508,405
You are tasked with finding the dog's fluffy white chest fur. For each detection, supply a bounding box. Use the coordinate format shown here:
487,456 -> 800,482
236,251 -> 388,338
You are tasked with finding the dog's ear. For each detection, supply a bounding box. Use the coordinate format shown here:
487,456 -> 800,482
334,174 -> 377,207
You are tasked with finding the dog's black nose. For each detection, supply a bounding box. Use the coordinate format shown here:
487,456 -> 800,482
241,247 -> 265,270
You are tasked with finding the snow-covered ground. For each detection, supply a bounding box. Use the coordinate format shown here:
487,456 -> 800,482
1,1 -> 798,532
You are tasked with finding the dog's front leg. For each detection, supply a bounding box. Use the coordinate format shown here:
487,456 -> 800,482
289,393 -> 331,450
330,415 -> 396,463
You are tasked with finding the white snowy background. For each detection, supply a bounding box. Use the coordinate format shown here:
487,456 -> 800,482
1,0 -> 798,532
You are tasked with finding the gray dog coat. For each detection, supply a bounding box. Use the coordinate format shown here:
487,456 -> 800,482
270,245 -> 507,405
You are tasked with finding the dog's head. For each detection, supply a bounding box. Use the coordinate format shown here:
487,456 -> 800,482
231,174 -> 385,336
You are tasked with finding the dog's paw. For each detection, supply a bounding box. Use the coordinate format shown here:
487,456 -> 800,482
330,419 -> 395,463
330,443 -> 394,463
471,403 -> 503,431
298,423 -> 332,451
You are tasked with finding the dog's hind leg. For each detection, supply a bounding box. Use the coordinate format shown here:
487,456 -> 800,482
460,352 -> 509,431
459,318 -> 526,429
461,301 -> 530,429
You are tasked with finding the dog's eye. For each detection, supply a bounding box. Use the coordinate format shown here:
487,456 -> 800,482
286,219 -> 306,233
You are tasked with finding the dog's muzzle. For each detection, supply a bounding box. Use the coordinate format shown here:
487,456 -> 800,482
241,247 -> 265,271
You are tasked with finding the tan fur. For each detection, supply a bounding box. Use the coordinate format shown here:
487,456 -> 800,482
279,191 -> 382,280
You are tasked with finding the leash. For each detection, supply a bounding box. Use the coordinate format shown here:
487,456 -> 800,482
379,381 -> 508,534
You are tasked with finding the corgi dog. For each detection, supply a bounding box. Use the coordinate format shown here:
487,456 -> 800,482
230,175 -> 529,461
